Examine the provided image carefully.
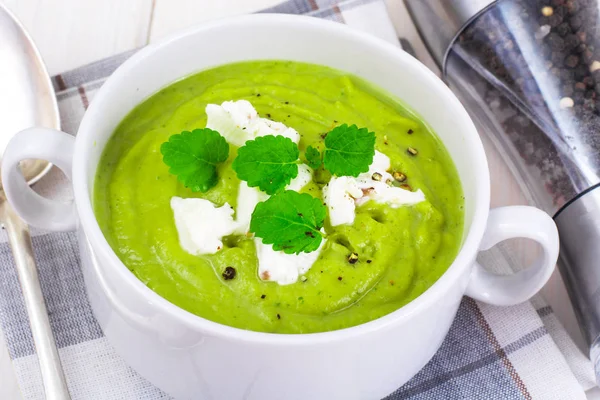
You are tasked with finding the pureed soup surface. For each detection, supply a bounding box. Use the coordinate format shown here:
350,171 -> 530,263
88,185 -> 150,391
94,61 -> 464,334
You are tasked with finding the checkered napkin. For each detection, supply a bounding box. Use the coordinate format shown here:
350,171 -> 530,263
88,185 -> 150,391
0,0 -> 596,398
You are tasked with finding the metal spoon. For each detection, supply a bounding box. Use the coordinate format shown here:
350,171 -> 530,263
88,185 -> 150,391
0,4 -> 71,399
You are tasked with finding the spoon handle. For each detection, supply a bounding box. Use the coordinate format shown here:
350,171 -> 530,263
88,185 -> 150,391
1,201 -> 71,400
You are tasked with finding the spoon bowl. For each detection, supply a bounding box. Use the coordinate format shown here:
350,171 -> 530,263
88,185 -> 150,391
0,3 -> 70,399
0,3 -> 57,185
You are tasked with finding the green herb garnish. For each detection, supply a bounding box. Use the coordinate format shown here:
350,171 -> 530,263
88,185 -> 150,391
232,135 -> 299,195
305,145 -> 322,169
323,124 -> 375,177
250,190 -> 326,254
161,128 -> 229,192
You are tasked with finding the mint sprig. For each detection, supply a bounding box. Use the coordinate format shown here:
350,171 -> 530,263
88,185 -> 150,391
305,145 -> 322,169
161,128 -> 229,192
232,135 -> 299,195
323,124 -> 375,177
250,190 -> 326,254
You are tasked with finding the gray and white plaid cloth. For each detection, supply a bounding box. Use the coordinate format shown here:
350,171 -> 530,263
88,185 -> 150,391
0,0 -> 596,398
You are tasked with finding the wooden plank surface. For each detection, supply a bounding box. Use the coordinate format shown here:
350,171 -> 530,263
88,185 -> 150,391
1,0 -> 153,75
0,0 -> 588,398
150,0 -> 281,42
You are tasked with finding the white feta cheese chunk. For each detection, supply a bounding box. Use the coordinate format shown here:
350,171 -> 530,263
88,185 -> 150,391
205,100 -> 299,146
206,100 -> 258,147
254,119 -> 300,144
324,151 -> 426,226
234,182 -> 269,235
354,181 -> 425,207
322,176 -> 363,226
255,238 -> 326,285
171,197 -> 238,255
367,150 -> 392,175
287,164 -> 313,192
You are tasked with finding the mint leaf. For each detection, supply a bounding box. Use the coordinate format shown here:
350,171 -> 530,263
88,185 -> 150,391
323,124 -> 375,177
251,190 -> 326,254
305,145 -> 322,169
161,128 -> 229,192
232,135 -> 299,195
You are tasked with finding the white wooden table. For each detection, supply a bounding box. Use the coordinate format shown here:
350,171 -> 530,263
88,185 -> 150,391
0,0 -> 593,398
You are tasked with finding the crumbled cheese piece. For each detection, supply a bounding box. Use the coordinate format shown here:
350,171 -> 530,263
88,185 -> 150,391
254,119 -> 299,144
287,164 -> 313,192
255,238 -> 326,285
323,151 -> 425,226
206,100 -> 299,146
322,176 -> 363,226
234,182 -> 269,235
171,197 -> 238,255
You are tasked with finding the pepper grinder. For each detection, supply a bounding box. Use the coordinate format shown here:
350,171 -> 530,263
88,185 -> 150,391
405,0 -> 600,384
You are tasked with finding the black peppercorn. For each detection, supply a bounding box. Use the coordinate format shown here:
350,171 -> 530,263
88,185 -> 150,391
563,84 -> 575,96
570,15 -> 584,29
348,252 -> 359,264
222,266 -> 236,280
548,13 -> 562,27
574,64 -> 588,78
566,0 -> 579,14
548,33 -> 565,51
564,54 -> 580,68
557,22 -> 571,37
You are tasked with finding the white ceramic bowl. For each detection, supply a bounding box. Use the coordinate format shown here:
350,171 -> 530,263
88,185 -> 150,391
2,14 -> 559,399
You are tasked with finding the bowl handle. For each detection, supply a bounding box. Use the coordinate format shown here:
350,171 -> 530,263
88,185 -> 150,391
465,206 -> 559,306
1,128 -> 77,231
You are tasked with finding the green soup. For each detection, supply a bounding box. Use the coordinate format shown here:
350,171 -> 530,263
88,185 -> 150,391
94,61 -> 464,334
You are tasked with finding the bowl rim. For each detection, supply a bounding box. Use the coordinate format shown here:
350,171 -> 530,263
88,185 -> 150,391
73,13 -> 490,345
